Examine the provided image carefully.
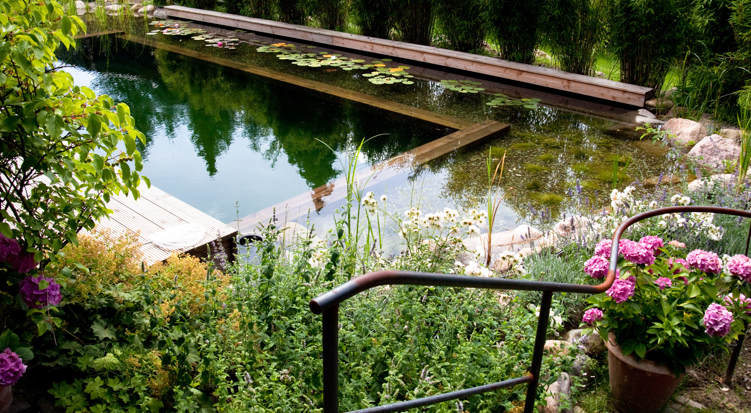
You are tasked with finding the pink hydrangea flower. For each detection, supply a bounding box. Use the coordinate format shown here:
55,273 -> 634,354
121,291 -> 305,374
686,249 -> 722,274
619,239 -> 655,265
668,257 -> 688,274
594,239 -> 613,257
584,255 -> 609,279
668,240 -> 686,249
726,254 -> 751,282
639,236 -> 664,254
654,277 -> 672,290
606,276 -> 635,303
582,308 -> 604,325
0,348 -> 27,386
723,293 -> 751,314
19,275 -> 62,309
703,303 -> 733,337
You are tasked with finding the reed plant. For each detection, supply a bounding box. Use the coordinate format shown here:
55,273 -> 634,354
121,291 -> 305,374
736,86 -> 751,187
484,148 -> 506,266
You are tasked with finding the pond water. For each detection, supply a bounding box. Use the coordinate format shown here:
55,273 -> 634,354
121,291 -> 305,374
61,24 -> 674,235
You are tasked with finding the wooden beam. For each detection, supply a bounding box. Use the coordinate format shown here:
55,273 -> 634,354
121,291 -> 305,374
74,30 -> 124,39
236,120 -> 509,233
163,5 -> 653,107
121,34 -> 471,130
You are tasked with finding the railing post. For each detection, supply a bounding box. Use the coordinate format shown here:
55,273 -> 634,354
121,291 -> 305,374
524,291 -> 553,413
724,322 -> 748,385
322,305 -> 340,413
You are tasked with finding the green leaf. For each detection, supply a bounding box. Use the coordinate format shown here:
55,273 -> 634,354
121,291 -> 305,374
634,343 -> 647,359
87,115 -> 101,138
61,16 -> 72,36
0,221 -> 12,237
91,320 -> 116,341
687,284 -> 701,298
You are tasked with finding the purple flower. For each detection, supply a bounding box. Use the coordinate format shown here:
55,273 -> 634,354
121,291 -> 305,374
703,303 -> 734,337
639,236 -> 664,254
654,277 -> 672,290
723,293 -> 751,314
0,234 -> 21,262
686,249 -> 722,274
19,275 -> 62,309
582,308 -> 604,325
584,255 -> 609,279
620,239 -> 655,265
0,234 -> 35,274
594,239 -> 613,257
0,348 -> 27,386
726,254 -> 751,282
606,276 -> 635,303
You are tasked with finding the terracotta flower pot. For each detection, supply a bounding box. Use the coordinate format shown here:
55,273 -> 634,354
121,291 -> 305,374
0,385 -> 11,413
605,333 -> 682,413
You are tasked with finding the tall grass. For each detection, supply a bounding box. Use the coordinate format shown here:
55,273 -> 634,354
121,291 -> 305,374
737,86 -> 751,187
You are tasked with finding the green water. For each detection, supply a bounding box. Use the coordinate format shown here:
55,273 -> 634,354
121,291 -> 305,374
62,25 -> 675,231
62,40 -> 451,222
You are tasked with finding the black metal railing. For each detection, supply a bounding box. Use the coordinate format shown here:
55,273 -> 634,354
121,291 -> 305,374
310,206 -> 751,413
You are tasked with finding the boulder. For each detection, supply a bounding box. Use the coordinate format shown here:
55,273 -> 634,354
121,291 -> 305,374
552,215 -> 590,238
137,4 -> 155,14
687,134 -> 740,171
462,224 -> 542,256
687,174 -> 736,192
104,4 -> 123,14
662,118 -> 707,147
544,373 -> 571,413
544,340 -> 570,356
570,353 -> 595,378
153,9 -> 168,19
564,328 -> 606,355
719,127 -> 743,142
130,3 -> 141,12
637,108 -> 656,119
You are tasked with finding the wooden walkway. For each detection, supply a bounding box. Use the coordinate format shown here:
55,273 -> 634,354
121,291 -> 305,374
163,5 -> 653,107
122,34 -> 471,130
237,120 -> 509,233
93,183 -> 237,266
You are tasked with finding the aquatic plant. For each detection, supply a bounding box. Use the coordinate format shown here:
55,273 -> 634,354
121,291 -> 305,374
440,79 -> 485,93
486,93 -> 540,109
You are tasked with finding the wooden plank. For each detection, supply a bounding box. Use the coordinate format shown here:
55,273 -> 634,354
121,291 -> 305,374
163,5 -> 653,106
121,34 -> 471,130
74,30 -> 124,39
236,120 -> 509,233
91,184 -> 237,266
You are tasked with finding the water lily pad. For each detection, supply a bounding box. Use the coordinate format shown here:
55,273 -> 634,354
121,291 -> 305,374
486,93 -> 540,109
441,79 -> 485,94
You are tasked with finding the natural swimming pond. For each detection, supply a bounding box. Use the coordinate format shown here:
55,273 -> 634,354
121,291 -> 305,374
62,22 -> 674,233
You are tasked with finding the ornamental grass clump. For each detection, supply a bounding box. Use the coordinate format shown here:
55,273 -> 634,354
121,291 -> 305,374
583,236 -> 751,372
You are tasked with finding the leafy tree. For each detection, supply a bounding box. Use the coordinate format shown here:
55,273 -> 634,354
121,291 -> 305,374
540,0 -> 605,75
0,0 -> 146,260
352,0 -> 395,39
435,0 -> 488,52
487,0 -> 545,63
395,0 -> 435,45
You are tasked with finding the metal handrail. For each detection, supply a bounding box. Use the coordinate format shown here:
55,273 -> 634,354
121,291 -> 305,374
310,206 -> 751,413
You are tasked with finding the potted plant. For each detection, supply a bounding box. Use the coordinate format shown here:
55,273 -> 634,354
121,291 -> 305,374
581,236 -> 751,412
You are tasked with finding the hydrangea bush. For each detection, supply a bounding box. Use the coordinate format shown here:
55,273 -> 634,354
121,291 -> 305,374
583,236 -> 751,372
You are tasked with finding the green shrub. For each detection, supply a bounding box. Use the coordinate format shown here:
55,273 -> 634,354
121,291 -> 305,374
692,0 -> 738,58
607,0 -> 693,90
352,0 -> 395,39
311,0 -> 346,30
540,0 -> 605,75
394,0 -> 435,45
487,0 -> 544,63
278,0 -> 306,24
434,0 -> 488,52
239,0 -> 275,19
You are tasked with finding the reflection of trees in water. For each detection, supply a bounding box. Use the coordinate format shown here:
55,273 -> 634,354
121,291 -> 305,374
67,39 -> 446,186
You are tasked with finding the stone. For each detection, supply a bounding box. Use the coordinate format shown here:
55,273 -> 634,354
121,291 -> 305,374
663,118 -> 707,146
130,3 -> 141,11
544,340 -> 570,356
153,9 -> 168,19
544,373 -> 571,413
511,224 -> 543,243
687,134 -> 741,171
570,353 -> 594,378
565,328 -> 605,355
673,395 -> 706,410
638,108 -> 656,119
104,4 -> 123,14
137,4 -> 155,14
552,215 -> 590,238
663,87 -> 677,98
687,173 -> 736,192
573,407 -> 586,413
75,0 -> 86,9
646,97 -> 674,111
719,127 -> 743,142
455,251 -> 477,267
461,224 -> 542,256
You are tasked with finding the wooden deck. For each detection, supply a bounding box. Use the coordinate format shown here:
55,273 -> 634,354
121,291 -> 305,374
163,5 -> 653,107
237,120 -> 509,233
122,34 -> 471,130
92,183 -> 237,266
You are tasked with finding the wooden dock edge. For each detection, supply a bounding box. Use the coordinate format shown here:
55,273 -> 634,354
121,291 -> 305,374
163,5 -> 653,107
236,120 -> 509,234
